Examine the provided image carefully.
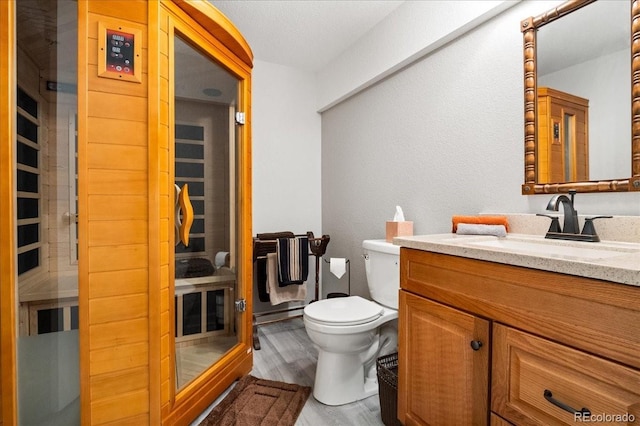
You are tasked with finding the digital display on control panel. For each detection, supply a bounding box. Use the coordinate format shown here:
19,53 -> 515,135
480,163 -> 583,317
106,29 -> 135,75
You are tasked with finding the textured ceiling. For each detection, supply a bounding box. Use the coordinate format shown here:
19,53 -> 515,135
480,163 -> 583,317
210,0 -> 405,72
212,1 -> 628,77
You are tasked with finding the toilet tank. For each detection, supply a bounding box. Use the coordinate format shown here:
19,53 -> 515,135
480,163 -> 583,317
362,239 -> 400,309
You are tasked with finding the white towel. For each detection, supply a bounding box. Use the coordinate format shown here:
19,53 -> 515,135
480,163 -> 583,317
267,253 -> 307,305
456,223 -> 507,237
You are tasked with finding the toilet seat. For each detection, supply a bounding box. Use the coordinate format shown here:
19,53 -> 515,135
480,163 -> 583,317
304,296 -> 383,326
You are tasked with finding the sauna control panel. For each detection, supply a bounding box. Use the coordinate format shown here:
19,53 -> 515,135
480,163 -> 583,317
106,29 -> 135,75
97,20 -> 142,83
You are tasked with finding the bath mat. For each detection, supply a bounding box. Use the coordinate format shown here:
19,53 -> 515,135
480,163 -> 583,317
199,375 -> 311,426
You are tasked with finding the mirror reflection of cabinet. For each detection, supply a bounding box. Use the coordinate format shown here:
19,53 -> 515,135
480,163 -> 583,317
537,87 -> 589,183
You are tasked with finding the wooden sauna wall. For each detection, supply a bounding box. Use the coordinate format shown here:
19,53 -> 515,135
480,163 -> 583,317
157,4 -> 172,419
79,1 -> 154,424
0,1 -> 16,423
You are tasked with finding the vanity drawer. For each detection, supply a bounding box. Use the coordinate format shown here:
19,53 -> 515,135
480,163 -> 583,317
492,324 -> 640,426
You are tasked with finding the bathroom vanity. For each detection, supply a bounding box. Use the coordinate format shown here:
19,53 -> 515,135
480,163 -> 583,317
395,234 -> 640,425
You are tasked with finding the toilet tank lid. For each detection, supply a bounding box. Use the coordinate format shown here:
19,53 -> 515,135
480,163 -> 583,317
304,296 -> 383,326
362,239 -> 400,255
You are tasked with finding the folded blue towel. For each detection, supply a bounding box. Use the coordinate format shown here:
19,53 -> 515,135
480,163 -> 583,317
276,237 -> 309,286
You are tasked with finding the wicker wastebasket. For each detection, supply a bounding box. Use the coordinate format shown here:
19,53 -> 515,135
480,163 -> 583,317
376,352 -> 401,426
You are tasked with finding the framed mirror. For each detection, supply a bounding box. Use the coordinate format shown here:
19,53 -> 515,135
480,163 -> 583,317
521,0 -> 640,194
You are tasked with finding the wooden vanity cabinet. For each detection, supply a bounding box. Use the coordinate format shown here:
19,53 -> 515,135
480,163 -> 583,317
398,248 -> 640,426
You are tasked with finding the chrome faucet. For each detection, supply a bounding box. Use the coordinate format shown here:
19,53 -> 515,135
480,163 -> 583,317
546,190 -> 580,234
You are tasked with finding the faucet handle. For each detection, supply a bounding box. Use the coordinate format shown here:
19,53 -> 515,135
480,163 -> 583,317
581,216 -> 613,237
536,213 -> 561,233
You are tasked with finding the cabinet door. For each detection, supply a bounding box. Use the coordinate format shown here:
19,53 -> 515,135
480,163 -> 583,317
398,290 -> 490,425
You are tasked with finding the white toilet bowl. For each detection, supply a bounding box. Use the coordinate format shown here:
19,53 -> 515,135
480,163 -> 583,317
303,239 -> 400,406
303,295 -> 398,406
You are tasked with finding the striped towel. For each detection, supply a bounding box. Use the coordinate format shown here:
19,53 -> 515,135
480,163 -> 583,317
266,253 -> 307,305
276,237 -> 309,286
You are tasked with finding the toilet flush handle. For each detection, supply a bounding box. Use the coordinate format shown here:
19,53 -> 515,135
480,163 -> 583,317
362,253 -> 371,275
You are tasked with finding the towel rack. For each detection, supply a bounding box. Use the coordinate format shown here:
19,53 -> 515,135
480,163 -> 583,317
252,231 -> 330,350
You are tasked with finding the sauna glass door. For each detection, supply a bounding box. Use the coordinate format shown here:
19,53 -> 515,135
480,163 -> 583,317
14,0 -> 80,423
173,36 -> 240,390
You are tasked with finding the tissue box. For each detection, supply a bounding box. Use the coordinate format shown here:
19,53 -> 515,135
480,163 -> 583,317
386,221 -> 413,242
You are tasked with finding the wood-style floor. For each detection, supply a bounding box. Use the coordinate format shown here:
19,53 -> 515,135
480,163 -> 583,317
192,317 -> 386,425
176,335 -> 238,389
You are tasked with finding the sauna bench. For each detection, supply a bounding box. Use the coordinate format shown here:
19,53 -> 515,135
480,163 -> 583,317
18,272 -> 236,339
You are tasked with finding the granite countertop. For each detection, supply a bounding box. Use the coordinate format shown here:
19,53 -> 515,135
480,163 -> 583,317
394,233 -> 640,287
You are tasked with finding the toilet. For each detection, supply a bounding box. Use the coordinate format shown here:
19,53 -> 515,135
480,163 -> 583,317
303,239 -> 400,406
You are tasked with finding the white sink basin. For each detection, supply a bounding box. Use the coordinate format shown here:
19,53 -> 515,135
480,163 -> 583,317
465,238 -> 638,261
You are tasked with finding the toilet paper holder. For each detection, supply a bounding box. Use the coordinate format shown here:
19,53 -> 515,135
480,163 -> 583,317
323,257 -> 350,299
306,232 -> 350,298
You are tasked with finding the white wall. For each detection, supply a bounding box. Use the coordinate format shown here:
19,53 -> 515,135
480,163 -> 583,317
320,0 -> 640,298
251,59 -> 322,235
245,1 -> 639,302
251,59 -> 322,312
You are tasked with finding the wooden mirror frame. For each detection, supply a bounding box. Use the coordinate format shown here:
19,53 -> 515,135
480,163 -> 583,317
521,0 -> 640,194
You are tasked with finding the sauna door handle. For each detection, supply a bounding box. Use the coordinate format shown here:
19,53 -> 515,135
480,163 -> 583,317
177,184 -> 194,246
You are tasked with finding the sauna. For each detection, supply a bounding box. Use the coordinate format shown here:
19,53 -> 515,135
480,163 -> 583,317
0,1 -> 253,424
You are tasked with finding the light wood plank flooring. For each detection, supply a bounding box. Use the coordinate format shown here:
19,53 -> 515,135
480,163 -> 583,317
192,318 -> 386,425
176,335 -> 238,389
